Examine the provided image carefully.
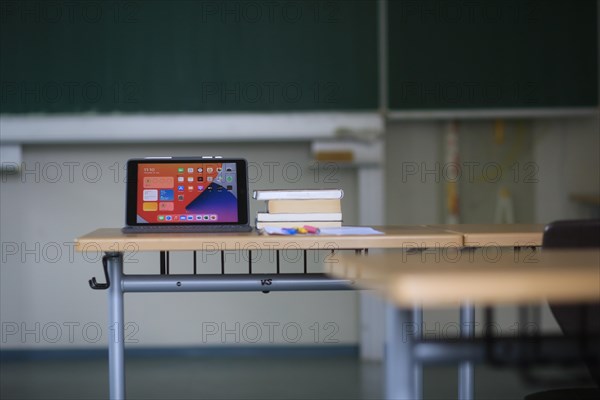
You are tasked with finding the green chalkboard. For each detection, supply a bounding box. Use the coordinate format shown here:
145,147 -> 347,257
388,0 -> 598,110
0,1 -> 378,113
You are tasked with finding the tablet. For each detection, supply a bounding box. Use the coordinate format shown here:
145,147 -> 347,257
123,157 -> 251,233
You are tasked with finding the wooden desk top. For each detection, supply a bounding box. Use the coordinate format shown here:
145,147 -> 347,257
426,224 -> 544,247
75,226 -> 463,252
328,248 -> 600,308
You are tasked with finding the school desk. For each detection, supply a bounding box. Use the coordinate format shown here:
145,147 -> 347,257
329,247 -> 599,400
76,224 -> 546,400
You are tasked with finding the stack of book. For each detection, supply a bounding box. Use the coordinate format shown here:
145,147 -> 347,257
253,189 -> 344,230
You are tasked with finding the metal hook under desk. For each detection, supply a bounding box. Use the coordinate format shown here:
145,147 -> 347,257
89,255 -> 110,290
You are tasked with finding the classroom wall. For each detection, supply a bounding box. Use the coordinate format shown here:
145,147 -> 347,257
533,115 -> 600,222
386,116 -> 600,225
1,115 -> 598,351
386,119 -> 538,225
385,121 -> 442,225
0,143 -> 360,349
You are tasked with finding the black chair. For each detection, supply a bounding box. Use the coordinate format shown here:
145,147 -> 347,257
524,219 -> 600,400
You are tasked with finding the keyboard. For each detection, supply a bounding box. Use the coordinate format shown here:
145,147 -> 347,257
122,225 -> 253,234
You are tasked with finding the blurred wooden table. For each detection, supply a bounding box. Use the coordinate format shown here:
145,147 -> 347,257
329,248 -> 600,307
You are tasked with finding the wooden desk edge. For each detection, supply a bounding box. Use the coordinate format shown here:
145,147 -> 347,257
74,226 -> 464,252
425,224 -> 545,247
326,249 -> 600,308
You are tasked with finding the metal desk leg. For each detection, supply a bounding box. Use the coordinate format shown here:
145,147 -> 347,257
413,304 -> 423,400
459,302 -> 475,400
107,252 -> 125,400
385,304 -> 415,400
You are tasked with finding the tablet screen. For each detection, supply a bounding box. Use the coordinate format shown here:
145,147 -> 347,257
126,159 -> 248,225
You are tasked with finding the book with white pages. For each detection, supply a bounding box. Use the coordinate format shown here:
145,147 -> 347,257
267,199 -> 341,214
256,212 -> 342,222
253,189 -> 344,201
255,220 -> 342,229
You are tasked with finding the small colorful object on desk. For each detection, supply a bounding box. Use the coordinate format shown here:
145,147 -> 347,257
303,225 -> 320,234
263,225 -> 322,235
287,225 -> 321,234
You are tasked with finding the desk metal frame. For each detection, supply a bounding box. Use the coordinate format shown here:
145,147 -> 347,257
100,249 -> 477,400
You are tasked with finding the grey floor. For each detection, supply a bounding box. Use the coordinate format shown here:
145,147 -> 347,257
0,354 -> 595,400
